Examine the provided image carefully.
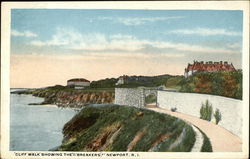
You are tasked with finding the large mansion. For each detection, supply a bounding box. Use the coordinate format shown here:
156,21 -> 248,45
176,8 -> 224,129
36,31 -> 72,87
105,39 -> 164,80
184,61 -> 236,78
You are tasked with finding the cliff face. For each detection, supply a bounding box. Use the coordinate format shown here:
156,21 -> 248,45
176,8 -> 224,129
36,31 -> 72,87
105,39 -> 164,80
33,91 -> 115,108
12,86 -> 115,108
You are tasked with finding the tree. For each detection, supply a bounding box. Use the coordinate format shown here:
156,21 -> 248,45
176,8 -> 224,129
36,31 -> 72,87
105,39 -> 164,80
200,100 -> 213,121
194,73 -> 213,94
214,108 -> 222,124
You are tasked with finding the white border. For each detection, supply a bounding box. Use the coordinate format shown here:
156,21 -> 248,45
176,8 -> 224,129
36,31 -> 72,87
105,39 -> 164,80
1,1 -> 249,159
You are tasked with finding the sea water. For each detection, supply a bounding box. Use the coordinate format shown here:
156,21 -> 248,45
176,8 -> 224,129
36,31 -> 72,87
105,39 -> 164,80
10,89 -> 77,151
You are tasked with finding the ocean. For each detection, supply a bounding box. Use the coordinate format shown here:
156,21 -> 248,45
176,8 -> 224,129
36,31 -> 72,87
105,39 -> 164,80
10,89 -> 77,151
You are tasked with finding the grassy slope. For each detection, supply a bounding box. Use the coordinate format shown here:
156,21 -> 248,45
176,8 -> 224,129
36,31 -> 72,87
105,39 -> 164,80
59,105 -> 195,152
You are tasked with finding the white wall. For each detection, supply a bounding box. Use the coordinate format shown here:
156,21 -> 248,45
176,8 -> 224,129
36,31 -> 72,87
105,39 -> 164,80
157,91 -> 242,138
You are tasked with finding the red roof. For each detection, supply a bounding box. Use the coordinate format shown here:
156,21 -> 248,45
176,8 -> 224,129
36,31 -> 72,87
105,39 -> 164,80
185,61 -> 236,73
67,78 -> 90,82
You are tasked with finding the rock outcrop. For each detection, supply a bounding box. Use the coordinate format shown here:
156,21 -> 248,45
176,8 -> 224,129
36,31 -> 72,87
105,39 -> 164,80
37,91 -> 115,108
13,88 -> 115,108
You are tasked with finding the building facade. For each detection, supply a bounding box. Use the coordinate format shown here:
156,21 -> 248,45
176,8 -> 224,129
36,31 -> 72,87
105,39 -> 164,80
184,61 -> 236,78
67,78 -> 90,89
116,75 -> 129,85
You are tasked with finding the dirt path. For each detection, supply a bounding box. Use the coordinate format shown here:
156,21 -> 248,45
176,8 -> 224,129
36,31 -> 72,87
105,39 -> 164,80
148,107 -> 242,152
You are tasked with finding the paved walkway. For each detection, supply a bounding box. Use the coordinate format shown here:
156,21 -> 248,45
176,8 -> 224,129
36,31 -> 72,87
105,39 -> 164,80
148,107 -> 242,152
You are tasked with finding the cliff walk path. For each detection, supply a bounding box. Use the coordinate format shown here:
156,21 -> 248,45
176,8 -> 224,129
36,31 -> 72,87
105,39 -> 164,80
147,106 -> 242,152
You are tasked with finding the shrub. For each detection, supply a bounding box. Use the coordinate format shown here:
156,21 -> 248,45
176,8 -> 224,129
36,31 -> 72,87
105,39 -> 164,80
214,108 -> 222,124
200,100 -> 213,121
171,107 -> 177,112
145,94 -> 157,104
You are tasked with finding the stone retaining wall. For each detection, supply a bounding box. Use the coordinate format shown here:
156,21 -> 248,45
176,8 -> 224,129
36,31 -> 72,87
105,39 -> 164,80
115,88 -> 144,107
157,91 -> 242,138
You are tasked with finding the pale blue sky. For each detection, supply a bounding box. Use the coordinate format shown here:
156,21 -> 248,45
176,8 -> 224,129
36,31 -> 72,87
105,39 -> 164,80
10,9 -> 243,88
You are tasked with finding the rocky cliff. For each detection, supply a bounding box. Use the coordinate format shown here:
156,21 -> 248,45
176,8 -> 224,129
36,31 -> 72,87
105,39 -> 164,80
36,91 -> 115,108
12,86 -> 115,108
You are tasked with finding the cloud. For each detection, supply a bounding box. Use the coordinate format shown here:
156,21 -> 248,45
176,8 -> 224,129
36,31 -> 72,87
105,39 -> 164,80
30,28 -> 145,51
29,28 -> 239,55
168,28 -> 242,36
99,16 -> 184,26
30,28 -> 107,49
11,29 -> 37,37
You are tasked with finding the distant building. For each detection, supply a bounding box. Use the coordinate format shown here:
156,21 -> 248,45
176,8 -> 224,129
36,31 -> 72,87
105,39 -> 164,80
184,61 -> 236,78
67,78 -> 90,89
116,75 -> 129,85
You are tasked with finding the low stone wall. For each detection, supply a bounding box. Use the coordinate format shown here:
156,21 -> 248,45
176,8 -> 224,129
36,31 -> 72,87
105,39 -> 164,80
115,88 -> 144,107
157,91 -> 242,138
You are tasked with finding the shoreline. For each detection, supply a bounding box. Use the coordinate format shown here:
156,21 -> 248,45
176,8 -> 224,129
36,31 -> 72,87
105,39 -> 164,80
11,87 -> 115,108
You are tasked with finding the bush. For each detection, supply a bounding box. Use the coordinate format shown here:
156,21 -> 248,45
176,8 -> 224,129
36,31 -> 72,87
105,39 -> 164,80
200,100 -> 213,121
214,109 -> 222,124
171,107 -> 177,112
145,94 -> 157,104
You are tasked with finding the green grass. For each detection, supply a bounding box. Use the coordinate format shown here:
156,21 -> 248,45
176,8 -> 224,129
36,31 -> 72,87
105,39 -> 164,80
168,125 -> 196,152
58,105 -> 196,152
200,132 -> 213,152
195,126 -> 213,152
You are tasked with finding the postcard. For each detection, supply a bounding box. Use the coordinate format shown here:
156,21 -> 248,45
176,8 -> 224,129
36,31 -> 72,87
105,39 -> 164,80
1,1 -> 249,159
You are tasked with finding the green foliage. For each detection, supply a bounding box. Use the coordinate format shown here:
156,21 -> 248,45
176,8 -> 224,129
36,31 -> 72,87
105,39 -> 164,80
194,73 -> 213,93
201,133 -> 213,152
214,109 -> 222,125
165,76 -> 184,89
169,125 -> 196,152
180,71 -> 242,99
90,78 -> 117,88
145,94 -> 157,104
179,76 -> 195,93
59,105 -> 195,152
200,100 -> 213,121
116,75 -> 184,88
195,127 -> 213,152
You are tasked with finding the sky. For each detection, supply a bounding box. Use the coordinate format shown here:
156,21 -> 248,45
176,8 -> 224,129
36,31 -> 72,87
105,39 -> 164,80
10,9 -> 243,88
